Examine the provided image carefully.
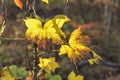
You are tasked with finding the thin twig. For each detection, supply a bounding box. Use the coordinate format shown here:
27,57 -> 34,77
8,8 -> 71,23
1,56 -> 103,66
32,0 -> 36,16
0,37 -> 26,41
25,47 -> 33,72
78,60 -> 120,68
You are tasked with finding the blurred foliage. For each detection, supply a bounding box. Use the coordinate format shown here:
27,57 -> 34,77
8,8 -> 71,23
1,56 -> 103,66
0,0 -> 120,80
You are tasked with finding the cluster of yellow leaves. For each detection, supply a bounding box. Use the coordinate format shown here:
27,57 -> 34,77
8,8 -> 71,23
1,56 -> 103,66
59,28 -> 91,64
38,57 -> 60,74
68,71 -> 83,80
59,27 -> 102,65
24,15 -> 70,49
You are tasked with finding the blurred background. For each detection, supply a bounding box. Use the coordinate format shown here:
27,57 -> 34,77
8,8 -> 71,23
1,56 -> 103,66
0,0 -> 120,80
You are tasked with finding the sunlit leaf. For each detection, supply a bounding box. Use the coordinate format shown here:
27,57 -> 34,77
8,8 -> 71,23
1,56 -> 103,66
38,57 -> 60,74
59,45 -> 73,56
42,0 -> 49,4
24,15 -> 70,49
53,15 -> 70,28
24,18 -> 42,29
59,28 -> 90,64
23,18 -> 42,41
69,27 -> 82,45
68,71 -> 83,80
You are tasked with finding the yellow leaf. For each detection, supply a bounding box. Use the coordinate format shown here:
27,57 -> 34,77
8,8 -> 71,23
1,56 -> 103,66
42,0 -> 49,4
88,59 -> 95,65
68,71 -> 83,80
68,71 -> 76,80
88,50 -> 103,65
23,18 -> 42,29
59,28 -> 90,64
53,15 -> 70,28
24,15 -> 70,48
75,75 -> 84,80
52,15 -> 70,38
1,68 -> 15,80
59,45 -> 73,55
43,19 -> 54,29
69,27 -> 82,45
38,57 -> 60,74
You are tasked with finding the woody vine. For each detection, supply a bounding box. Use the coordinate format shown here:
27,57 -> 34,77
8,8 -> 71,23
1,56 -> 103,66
0,0 -> 103,80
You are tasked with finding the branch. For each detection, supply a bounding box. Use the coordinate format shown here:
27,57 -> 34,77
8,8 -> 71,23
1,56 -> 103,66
0,37 -> 26,41
78,60 -> 120,68
101,60 -> 120,68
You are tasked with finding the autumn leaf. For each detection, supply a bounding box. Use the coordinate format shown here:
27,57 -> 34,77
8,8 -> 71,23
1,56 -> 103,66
59,27 -> 103,65
26,72 -> 33,80
42,0 -> 49,4
0,67 -> 15,80
59,28 -> 90,64
38,57 -> 60,74
68,71 -> 83,80
14,0 -> 28,9
88,50 -> 103,65
23,15 -> 70,49
14,0 -> 22,9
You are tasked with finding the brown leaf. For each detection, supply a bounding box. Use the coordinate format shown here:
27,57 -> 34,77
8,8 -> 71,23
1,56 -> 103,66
26,72 -> 33,80
0,14 -> 3,25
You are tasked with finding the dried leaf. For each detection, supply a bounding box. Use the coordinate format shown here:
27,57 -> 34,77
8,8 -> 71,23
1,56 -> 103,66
26,72 -> 33,80
14,0 -> 28,9
14,0 -> 22,9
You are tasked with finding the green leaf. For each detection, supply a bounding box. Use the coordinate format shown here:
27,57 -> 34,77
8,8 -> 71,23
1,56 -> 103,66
51,75 -> 62,80
9,65 -> 18,78
45,73 -> 62,80
9,65 -> 29,79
